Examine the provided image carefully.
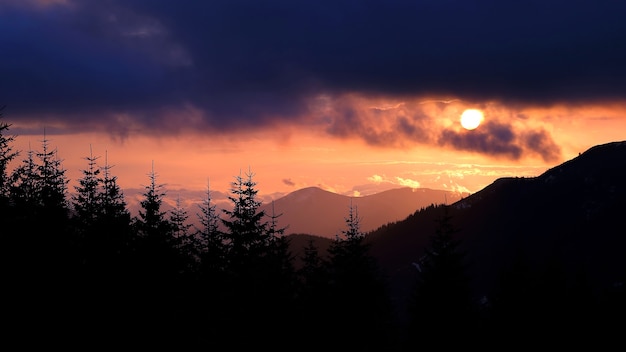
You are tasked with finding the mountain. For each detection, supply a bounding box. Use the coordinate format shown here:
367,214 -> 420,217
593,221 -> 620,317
365,140 -> 626,324
260,186 -> 469,238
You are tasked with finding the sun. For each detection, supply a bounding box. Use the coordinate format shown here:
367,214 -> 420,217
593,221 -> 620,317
460,109 -> 484,130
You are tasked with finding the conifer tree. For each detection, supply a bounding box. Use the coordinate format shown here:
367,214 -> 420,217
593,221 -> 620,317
195,179 -> 225,273
294,237 -> 332,344
9,145 -> 38,217
169,194 -> 191,249
219,168 -> 296,347
192,179 -> 228,341
407,205 -> 475,347
0,105 -> 18,202
0,106 -> 23,330
221,168 -> 270,259
130,161 -> 187,345
72,145 -> 101,232
72,148 -> 132,279
35,131 -> 69,217
8,132 -> 74,326
132,161 -> 182,284
9,132 -> 70,244
326,200 -> 394,349
98,150 -> 132,254
135,161 -> 172,241
264,199 -> 297,332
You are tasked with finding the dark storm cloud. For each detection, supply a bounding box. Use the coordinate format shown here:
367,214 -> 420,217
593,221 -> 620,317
439,121 -> 561,162
2,0 -> 625,134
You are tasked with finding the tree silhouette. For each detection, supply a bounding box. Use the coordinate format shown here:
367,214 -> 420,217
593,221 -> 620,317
135,162 -> 171,239
72,145 -> 101,232
219,168 -> 296,347
326,199 -> 395,350
0,105 -> 18,202
194,179 -> 224,270
98,150 -> 133,261
406,205 -> 475,348
294,237 -> 332,346
35,131 -> 69,217
221,168 -> 270,257
169,194 -> 191,248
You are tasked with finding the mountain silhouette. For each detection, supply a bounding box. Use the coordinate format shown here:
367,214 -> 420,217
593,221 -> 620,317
365,140 -> 626,325
260,186 -> 469,238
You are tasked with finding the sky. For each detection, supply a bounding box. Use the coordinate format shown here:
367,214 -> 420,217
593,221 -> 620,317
2,0 -> 626,214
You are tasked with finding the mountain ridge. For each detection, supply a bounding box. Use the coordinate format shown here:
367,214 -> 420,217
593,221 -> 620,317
364,140 -> 626,324
261,185 -> 470,238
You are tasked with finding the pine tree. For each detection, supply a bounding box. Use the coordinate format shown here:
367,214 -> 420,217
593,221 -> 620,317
407,205 -> 475,348
195,179 -> 225,273
131,161 -> 183,285
169,194 -> 191,249
9,145 -> 38,215
100,151 -> 130,220
221,168 -> 270,259
98,150 -> 132,256
130,162 -> 189,347
7,132 -> 75,332
264,199 -> 297,331
0,105 -> 18,201
72,145 -> 101,232
326,199 -> 394,350
35,131 -> 69,217
72,148 -> 133,279
294,237 -> 332,345
134,161 -> 172,241
219,168 -> 296,347
192,179 -> 228,342
10,132 -> 71,241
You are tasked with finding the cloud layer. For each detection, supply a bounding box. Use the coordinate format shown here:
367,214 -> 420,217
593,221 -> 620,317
2,0 -> 625,160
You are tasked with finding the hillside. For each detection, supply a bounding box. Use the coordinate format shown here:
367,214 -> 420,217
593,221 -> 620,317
366,140 -> 626,324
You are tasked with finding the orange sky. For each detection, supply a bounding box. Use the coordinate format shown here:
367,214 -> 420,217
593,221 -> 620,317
7,98 -> 626,215
4,1 -> 626,218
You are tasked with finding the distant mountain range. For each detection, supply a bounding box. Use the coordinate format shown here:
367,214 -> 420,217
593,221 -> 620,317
259,186 -> 469,238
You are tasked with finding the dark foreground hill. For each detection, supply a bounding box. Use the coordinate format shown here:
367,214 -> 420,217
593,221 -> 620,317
366,140 -> 626,329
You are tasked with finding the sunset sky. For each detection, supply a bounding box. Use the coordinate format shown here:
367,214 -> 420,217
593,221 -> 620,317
2,0 -> 626,213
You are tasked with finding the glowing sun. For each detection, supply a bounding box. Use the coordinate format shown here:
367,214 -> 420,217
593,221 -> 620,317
460,109 -> 484,130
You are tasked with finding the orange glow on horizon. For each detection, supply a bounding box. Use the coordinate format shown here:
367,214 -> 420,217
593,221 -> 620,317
5,98 -> 626,216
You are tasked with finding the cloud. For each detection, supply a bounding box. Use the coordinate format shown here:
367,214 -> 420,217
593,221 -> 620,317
439,120 -> 562,162
1,0 -> 623,159
282,178 -> 295,187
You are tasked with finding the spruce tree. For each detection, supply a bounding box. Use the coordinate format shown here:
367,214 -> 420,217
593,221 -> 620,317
132,161 -> 182,285
35,131 -> 69,218
72,148 -> 133,280
194,179 -> 226,279
169,194 -> 191,249
98,150 -> 132,258
72,145 -> 101,233
130,162 -> 187,347
134,161 -> 172,241
9,145 -> 38,218
8,133 -> 74,334
221,168 -> 270,259
407,205 -> 475,348
0,105 -> 18,202
191,179 -> 228,342
219,168 -> 295,347
294,237 -> 332,344
326,200 -> 394,350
